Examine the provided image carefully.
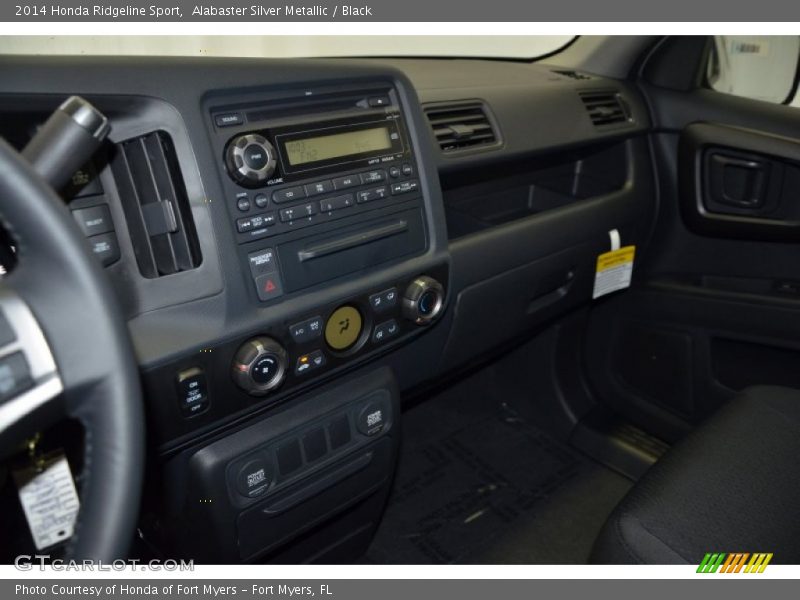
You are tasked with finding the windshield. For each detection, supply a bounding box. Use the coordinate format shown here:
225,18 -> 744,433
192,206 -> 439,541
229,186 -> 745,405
0,35 -> 575,60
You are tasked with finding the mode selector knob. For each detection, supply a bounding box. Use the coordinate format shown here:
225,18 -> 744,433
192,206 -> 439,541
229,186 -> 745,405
225,133 -> 276,188
402,276 -> 445,325
232,336 -> 288,396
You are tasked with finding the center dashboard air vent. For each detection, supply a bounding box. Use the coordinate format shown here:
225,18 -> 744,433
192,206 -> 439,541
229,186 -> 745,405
424,101 -> 500,154
111,131 -> 201,278
579,91 -> 633,128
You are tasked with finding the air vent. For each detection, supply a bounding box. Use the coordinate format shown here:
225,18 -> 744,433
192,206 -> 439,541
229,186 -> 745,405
580,91 -> 633,128
111,131 -> 201,278
424,102 -> 500,153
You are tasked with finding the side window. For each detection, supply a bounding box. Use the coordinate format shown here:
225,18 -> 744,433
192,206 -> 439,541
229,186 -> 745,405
707,36 -> 800,105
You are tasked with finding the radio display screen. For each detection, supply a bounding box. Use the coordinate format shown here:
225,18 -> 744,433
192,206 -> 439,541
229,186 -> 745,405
284,126 -> 393,166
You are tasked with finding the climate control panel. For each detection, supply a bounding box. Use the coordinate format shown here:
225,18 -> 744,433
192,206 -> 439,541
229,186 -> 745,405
143,265 -> 448,448
228,273 -> 447,398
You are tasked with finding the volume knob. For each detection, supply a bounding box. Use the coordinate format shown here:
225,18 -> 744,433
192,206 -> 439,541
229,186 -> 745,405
231,336 -> 287,396
225,133 -> 276,188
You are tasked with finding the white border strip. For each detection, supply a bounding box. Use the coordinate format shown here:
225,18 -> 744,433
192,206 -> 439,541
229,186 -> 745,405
2,23 -> 800,35
1,564 -> 799,579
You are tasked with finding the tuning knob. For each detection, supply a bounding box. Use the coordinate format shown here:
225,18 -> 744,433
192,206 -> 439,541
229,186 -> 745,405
402,276 -> 445,325
224,133 -> 276,187
231,337 -> 288,396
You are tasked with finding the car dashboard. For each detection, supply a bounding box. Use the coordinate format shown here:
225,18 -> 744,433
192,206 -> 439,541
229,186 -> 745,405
0,55 -> 654,562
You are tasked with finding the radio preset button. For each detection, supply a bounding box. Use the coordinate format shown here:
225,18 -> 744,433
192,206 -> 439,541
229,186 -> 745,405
320,194 -> 355,212
280,203 -> 318,223
272,186 -> 307,204
391,179 -> 420,195
305,180 -> 334,196
332,175 -> 359,190
360,170 -> 387,184
357,186 -> 389,204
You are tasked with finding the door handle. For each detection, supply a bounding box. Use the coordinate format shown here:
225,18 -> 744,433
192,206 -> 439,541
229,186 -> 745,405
707,152 -> 769,209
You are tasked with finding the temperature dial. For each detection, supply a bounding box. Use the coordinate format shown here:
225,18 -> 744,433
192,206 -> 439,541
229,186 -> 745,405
402,276 -> 445,325
231,336 -> 288,396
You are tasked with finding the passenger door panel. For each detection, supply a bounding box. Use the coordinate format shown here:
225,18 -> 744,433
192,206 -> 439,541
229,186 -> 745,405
583,84 -> 800,442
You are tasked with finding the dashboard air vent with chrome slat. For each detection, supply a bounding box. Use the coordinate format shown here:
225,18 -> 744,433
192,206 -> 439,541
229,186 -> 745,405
580,91 -> 633,128
111,131 -> 201,278
424,101 -> 501,154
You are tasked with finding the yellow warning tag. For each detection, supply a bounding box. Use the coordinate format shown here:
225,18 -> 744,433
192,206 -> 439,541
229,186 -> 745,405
593,245 -> 635,299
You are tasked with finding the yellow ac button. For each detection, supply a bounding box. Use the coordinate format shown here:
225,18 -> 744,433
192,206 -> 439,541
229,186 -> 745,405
324,305 -> 363,351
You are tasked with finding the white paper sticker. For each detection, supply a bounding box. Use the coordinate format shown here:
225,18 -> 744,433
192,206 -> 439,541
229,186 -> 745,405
13,453 -> 80,550
592,246 -> 636,299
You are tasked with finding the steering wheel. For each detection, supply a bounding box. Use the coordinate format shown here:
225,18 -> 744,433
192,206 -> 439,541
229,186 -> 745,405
0,135 -> 144,560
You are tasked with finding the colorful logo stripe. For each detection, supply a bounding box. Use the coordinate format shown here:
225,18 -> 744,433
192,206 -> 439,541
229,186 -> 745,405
697,553 -> 773,573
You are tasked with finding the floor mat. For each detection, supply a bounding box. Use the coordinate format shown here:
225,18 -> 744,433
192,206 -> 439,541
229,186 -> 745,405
365,373 -> 632,564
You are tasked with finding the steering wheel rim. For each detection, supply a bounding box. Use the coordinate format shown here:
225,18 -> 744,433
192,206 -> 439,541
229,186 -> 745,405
0,137 -> 144,560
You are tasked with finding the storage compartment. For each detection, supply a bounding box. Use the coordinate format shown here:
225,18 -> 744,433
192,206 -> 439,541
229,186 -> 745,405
238,437 -> 394,560
443,142 -> 628,239
442,239 -> 605,370
159,368 -> 400,563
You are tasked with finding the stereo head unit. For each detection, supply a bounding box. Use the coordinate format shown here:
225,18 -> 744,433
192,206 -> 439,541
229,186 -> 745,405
206,83 -> 429,304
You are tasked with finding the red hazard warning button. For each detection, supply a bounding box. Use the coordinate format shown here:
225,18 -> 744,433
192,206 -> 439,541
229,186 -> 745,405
254,273 -> 283,301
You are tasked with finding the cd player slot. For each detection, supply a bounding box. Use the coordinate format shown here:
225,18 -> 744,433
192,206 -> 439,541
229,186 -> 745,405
297,219 -> 409,262
277,208 -> 426,293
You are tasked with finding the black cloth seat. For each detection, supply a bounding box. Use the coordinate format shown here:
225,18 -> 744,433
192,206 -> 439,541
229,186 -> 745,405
591,385 -> 800,564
